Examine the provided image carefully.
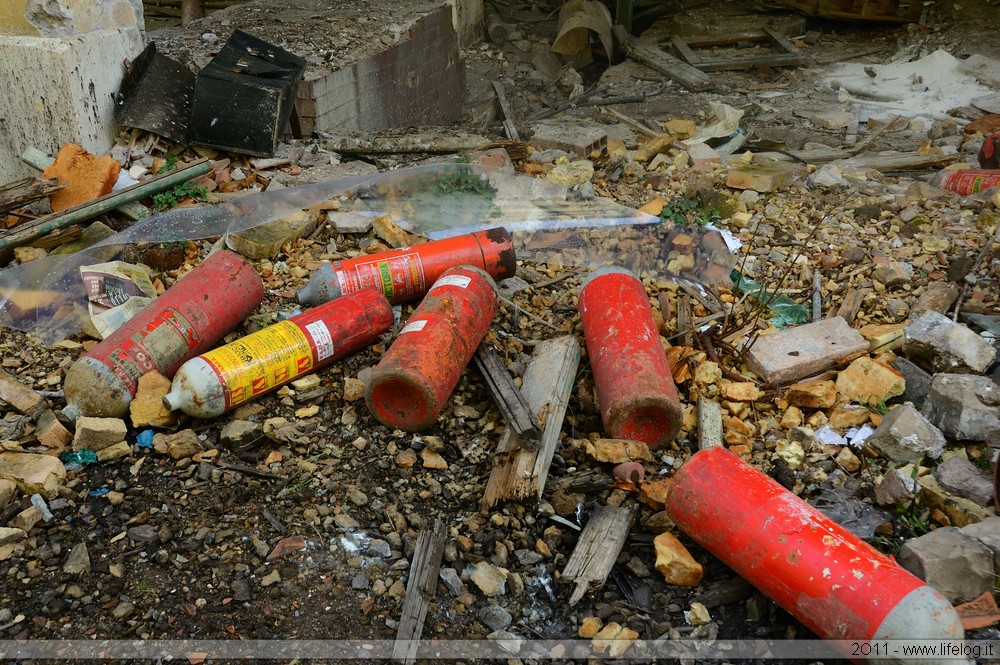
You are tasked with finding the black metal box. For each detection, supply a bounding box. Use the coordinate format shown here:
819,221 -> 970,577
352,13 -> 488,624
189,30 -> 306,157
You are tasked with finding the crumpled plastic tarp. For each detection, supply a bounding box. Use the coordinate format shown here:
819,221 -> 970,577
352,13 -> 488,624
0,162 -> 735,345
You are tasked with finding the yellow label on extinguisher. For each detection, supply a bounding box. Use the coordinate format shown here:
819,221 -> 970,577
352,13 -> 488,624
201,321 -> 314,409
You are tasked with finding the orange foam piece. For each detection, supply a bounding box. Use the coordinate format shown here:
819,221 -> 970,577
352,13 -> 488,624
42,144 -> 121,213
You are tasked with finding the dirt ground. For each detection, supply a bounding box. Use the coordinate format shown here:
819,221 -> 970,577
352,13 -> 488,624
1,1 -> 999,663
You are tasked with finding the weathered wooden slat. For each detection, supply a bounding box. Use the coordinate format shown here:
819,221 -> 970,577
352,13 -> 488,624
391,518 -> 446,664
0,177 -> 62,216
563,505 -> 635,605
481,336 -> 580,509
697,397 -> 723,450
474,344 -> 539,447
613,25 -> 712,91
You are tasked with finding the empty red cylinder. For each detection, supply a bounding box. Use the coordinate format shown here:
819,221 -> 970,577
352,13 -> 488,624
164,288 -> 393,418
62,250 -> 264,420
930,168 -> 1000,196
665,447 -> 964,652
578,266 -> 681,448
298,227 -> 516,306
366,265 -> 498,431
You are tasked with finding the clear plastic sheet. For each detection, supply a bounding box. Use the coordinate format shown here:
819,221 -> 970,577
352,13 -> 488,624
0,162 -> 734,345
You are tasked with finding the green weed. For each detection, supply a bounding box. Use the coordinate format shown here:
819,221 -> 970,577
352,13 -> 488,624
152,180 -> 208,212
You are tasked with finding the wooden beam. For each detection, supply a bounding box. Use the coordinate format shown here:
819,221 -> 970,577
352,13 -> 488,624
481,336 -> 580,509
563,505 -> 635,605
491,81 -> 520,141
391,518 -> 446,664
613,25 -> 712,91
474,344 -> 539,447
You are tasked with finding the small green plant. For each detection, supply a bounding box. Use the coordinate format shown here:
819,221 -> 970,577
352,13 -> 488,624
152,180 -> 208,212
971,447 -> 994,470
431,168 -> 494,197
862,395 -> 889,416
156,155 -> 180,175
659,196 -> 721,228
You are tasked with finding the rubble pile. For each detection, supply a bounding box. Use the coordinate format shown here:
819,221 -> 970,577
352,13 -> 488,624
0,0 -> 997,657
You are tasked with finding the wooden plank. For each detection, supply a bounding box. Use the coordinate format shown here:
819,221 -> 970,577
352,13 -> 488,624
491,81 -> 520,141
674,292 -> 693,347
601,107 -> 659,139
694,53 -> 807,72
832,287 -> 871,325
764,27 -> 801,55
481,336 -> 580,509
682,31 -> 770,47
0,177 -> 62,216
613,25 -> 712,91
474,344 -> 539,447
562,505 -> 635,605
671,36 -> 702,65
391,518 -> 446,664
697,397 -> 723,449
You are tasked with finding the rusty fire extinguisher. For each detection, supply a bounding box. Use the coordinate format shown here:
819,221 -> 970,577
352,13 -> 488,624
297,228 -> 515,306
665,447 -> 964,653
62,250 -> 265,421
366,265 -> 498,431
164,288 -> 393,418
578,266 -> 682,449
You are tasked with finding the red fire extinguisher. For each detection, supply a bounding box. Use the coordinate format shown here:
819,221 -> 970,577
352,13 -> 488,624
578,266 -> 682,448
297,228 -> 515,306
366,265 -> 498,431
665,447 -> 964,653
62,250 -> 264,420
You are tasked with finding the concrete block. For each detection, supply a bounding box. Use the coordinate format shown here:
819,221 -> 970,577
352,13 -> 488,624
835,356 -> 905,404
903,311 -> 997,374
0,527 -> 26,545
0,452 -> 66,499
0,27 -> 142,185
892,357 -> 931,409
726,165 -> 791,192
684,142 -> 722,172
0,0 -> 143,37
42,143 -> 120,212
899,527 -> 994,603
922,374 -> 1000,441
867,402 -> 946,463
530,119 -> 608,157
0,368 -> 46,417
746,316 -> 869,385
73,416 -> 127,452
934,457 -> 995,507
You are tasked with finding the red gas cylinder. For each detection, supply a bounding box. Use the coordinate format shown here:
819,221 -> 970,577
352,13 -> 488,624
298,228 -> 515,306
578,266 -> 681,448
930,168 -> 1000,196
62,250 -> 264,420
164,288 -> 393,418
665,447 -> 964,652
366,265 -> 498,431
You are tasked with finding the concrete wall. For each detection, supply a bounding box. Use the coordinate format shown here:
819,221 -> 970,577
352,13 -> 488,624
0,0 -> 144,37
0,27 -> 143,184
448,0 -> 483,47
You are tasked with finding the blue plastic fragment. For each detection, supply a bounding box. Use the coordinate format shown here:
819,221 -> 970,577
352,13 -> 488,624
88,488 -> 110,496
136,430 -> 155,449
60,450 -> 98,466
